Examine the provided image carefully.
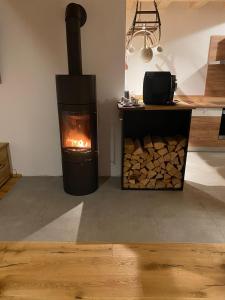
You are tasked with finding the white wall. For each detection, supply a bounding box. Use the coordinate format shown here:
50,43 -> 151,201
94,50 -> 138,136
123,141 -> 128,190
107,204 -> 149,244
126,3 -> 225,95
0,0 -> 125,176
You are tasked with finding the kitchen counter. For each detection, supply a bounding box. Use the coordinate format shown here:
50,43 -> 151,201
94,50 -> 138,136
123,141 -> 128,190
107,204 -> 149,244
177,95 -> 225,108
118,99 -> 194,111
118,96 -> 225,111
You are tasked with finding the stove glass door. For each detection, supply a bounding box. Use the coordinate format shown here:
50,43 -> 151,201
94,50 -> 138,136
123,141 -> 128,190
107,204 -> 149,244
61,111 -> 92,153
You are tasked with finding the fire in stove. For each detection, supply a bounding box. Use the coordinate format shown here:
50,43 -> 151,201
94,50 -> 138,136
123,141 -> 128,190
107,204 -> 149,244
66,137 -> 90,149
62,113 -> 92,152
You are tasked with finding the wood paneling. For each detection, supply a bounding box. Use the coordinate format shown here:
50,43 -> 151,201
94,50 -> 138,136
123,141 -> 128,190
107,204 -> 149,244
0,143 -> 12,188
205,36 -> 225,97
205,65 -> 225,97
208,35 -> 225,63
189,36 -> 225,148
189,116 -> 225,147
0,243 -> 225,299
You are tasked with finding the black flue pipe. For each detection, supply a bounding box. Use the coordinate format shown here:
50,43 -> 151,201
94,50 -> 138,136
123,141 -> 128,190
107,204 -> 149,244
65,3 -> 87,76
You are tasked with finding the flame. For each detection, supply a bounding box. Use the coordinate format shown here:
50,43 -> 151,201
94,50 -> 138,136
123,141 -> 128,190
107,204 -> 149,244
66,138 -> 90,148
65,134 -> 91,150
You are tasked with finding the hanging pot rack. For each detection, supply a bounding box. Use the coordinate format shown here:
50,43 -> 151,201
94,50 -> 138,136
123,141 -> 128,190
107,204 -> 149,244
126,0 -> 161,51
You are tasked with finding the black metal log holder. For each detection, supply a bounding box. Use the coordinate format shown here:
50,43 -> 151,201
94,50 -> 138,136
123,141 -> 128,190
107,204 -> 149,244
121,109 -> 192,191
56,3 -> 98,196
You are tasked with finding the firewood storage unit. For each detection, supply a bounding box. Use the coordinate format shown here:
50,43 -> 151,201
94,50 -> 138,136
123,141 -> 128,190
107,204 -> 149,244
56,3 -> 98,196
119,105 -> 192,191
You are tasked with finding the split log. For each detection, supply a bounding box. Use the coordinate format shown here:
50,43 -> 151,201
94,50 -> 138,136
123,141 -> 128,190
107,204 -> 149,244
156,173 -> 163,180
124,154 -> 132,159
170,152 -> 178,161
148,170 -> 157,179
152,137 -> 166,150
139,173 -> 147,182
156,180 -> 166,189
140,168 -> 148,175
154,152 -> 160,160
165,137 -> 178,146
140,178 -> 149,186
123,135 -> 186,189
166,183 -> 173,188
164,173 -> 171,180
172,177 -> 182,188
158,148 -> 168,157
124,161 -> 131,168
144,136 -> 153,149
178,149 -> 185,158
164,153 -> 171,162
129,179 -> 136,185
132,163 -> 141,170
147,179 -> 156,188
168,145 -> 176,152
154,159 -> 160,168
146,161 -> 155,171
147,148 -> 155,155
133,139 -> 144,156
125,138 -> 135,154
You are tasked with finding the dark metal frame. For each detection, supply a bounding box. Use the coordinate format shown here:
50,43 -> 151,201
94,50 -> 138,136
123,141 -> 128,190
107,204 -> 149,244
120,109 -> 192,191
126,0 -> 161,44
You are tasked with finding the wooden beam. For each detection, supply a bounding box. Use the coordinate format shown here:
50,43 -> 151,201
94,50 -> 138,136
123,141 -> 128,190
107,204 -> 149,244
190,0 -> 210,8
158,0 -> 174,9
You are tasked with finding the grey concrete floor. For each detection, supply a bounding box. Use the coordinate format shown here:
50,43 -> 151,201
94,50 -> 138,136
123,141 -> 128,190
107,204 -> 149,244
0,152 -> 225,243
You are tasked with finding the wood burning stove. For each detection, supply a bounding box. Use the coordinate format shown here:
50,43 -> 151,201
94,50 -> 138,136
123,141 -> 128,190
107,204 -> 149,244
56,3 -> 98,195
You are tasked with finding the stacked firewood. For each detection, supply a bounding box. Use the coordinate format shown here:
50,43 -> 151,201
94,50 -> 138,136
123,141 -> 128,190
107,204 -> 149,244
123,135 -> 187,190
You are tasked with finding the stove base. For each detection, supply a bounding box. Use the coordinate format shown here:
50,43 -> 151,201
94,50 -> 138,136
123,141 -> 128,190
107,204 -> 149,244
62,157 -> 98,196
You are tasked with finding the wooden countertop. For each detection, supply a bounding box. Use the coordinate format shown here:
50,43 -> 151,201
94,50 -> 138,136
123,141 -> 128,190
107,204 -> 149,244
118,96 -> 225,111
177,95 -> 225,108
118,99 -> 194,111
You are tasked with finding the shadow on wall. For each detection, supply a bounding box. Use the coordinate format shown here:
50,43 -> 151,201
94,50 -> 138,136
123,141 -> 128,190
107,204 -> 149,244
176,65 -> 208,95
155,53 -> 207,94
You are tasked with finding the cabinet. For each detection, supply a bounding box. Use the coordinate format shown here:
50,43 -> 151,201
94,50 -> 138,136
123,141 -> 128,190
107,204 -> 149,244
0,143 -> 12,188
189,36 -> 225,149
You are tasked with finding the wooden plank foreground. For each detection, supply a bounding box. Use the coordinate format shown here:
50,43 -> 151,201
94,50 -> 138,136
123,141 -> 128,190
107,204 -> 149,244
0,243 -> 225,299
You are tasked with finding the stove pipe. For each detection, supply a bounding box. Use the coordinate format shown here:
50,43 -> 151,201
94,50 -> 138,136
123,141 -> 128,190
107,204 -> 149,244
65,3 -> 86,75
